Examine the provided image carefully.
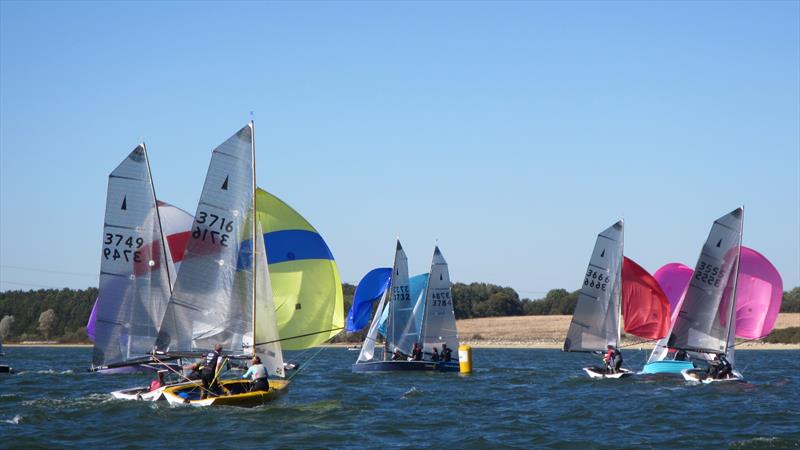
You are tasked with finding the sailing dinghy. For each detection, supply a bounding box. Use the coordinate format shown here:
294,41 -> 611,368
667,208 -> 747,383
92,144 -> 179,377
352,242 -> 461,373
562,221 -> 671,379
154,122 -> 342,407
642,246 -> 783,376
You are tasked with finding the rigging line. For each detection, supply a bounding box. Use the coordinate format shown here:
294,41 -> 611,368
254,326 -> 344,346
618,337 -> 660,349
151,353 -> 214,398
0,265 -> 98,278
287,345 -> 328,382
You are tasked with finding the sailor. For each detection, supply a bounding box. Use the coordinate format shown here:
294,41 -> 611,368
603,345 -> 622,373
411,343 -> 423,361
430,347 -> 440,362
441,344 -> 452,362
717,354 -> 732,379
391,348 -> 404,361
185,363 -> 202,381
709,354 -> 732,379
149,370 -> 166,391
242,356 -> 269,392
201,344 -> 224,398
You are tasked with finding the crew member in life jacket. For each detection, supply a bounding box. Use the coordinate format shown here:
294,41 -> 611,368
242,356 -> 269,392
201,343 -> 224,398
430,347 -> 440,361
603,345 -> 623,373
441,343 -> 452,362
411,343 -> 423,361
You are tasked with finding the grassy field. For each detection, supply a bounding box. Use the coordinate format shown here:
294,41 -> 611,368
457,313 -> 800,349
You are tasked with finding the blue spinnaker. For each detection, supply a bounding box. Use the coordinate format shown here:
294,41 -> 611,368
346,268 -> 392,332
378,273 -> 429,338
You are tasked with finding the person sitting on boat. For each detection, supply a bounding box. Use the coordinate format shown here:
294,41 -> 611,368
411,343 -> 423,361
706,354 -> 721,379
149,370 -> 166,391
441,344 -> 452,362
430,347 -> 440,361
185,363 -> 202,381
717,355 -> 733,379
391,348 -> 404,361
242,356 -> 269,392
201,344 -> 224,398
675,349 -> 688,361
603,345 -> 622,373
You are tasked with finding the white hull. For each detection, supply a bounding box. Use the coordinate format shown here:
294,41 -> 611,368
583,367 -> 632,379
681,368 -> 744,384
111,380 -> 195,401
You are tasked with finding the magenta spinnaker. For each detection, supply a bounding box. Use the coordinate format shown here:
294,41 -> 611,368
735,247 -> 783,339
653,247 -> 783,340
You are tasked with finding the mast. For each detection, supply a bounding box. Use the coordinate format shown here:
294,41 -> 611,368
617,219 -> 624,347
724,207 -> 744,356
250,120 -> 257,355
142,143 -> 173,294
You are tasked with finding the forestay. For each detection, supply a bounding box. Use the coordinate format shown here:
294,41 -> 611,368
563,221 -> 624,352
420,247 -> 459,353
156,124 -> 255,355
667,208 -> 743,356
93,145 -> 173,367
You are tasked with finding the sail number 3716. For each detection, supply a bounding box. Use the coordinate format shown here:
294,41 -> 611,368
192,211 -> 233,247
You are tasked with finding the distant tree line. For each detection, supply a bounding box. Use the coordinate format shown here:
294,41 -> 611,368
1,285 -> 798,343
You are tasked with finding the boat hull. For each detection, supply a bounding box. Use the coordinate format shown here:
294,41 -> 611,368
583,367 -> 632,379
352,360 -> 460,373
640,360 -> 695,375
0,365 -> 12,374
681,368 -> 744,384
111,380 -> 197,401
162,379 -> 290,407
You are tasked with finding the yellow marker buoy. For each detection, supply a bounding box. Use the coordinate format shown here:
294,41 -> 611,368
458,345 -> 472,374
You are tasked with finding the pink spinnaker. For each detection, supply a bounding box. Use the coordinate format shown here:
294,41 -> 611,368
653,247 -> 783,340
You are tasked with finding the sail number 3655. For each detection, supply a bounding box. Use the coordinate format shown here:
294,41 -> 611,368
192,211 -> 233,247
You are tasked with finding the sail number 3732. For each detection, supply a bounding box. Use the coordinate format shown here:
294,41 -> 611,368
192,211 -> 233,247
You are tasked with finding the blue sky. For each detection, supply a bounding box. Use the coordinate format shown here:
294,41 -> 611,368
1,1 -> 798,297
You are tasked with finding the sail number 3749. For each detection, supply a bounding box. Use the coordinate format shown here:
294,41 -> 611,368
103,233 -> 144,262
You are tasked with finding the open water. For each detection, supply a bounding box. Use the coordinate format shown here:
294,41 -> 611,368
1,347 -> 798,449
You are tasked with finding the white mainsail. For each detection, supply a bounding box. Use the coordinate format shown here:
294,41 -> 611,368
667,208 -> 743,358
93,144 -> 173,367
356,289 -> 389,363
253,221 -> 285,377
563,220 -> 624,352
156,124 -> 256,354
386,241 -> 417,355
420,246 -> 459,353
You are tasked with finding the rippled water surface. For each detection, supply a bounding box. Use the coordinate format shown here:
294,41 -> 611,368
1,347 -> 798,449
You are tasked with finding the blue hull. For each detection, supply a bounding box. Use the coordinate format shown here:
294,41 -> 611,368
352,360 -> 460,373
641,360 -> 695,375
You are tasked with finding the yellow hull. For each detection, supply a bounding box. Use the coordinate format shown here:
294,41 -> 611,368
162,379 -> 290,408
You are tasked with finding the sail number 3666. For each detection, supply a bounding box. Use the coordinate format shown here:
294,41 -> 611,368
192,211 -> 233,247
584,269 -> 609,292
